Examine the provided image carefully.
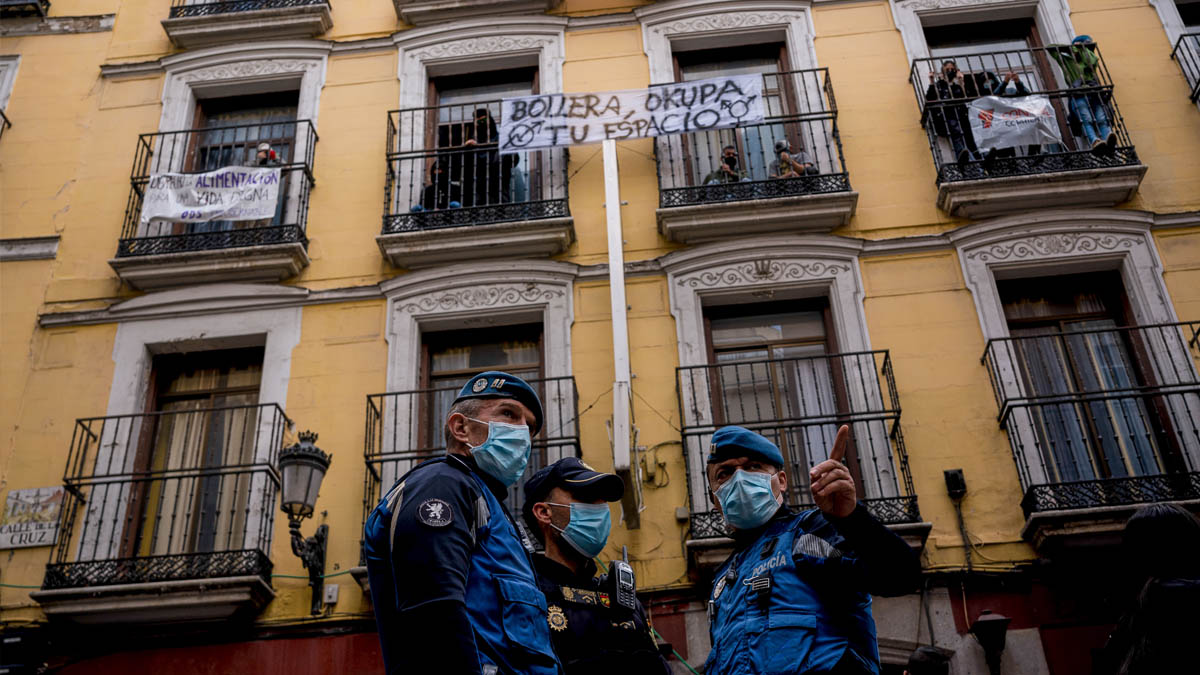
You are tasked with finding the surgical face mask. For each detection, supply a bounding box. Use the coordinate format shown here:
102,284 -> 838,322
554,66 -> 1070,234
723,155 -> 738,169
547,502 -> 611,559
465,417 -> 531,487
714,469 -> 782,530
944,68 -> 957,80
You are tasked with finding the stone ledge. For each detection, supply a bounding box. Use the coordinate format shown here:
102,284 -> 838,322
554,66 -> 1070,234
1020,499 -> 1200,554
657,191 -> 859,244
30,575 -> 275,625
108,242 -> 310,290
161,4 -> 333,48
394,0 -> 557,25
936,164 -> 1147,218
377,217 -> 574,269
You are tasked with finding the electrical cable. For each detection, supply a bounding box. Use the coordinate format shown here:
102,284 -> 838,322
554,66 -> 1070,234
632,389 -> 682,433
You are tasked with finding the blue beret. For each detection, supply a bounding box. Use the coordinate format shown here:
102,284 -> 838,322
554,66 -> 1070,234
706,426 -> 785,468
522,457 -> 624,532
1073,35 -> 1093,44
454,371 -> 543,435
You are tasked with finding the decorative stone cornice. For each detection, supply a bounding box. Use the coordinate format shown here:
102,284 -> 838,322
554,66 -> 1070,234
178,58 -> 321,84
407,35 -> 556,62
397,284 -> 565,314
677,260 -> 851,289
964,233 -> 1143,263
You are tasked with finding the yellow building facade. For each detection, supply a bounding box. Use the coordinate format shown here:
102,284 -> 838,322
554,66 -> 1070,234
1,0 -> 1198,673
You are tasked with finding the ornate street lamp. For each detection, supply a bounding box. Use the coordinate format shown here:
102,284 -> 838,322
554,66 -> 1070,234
970,609 -> 1011,675
278,430 -> 332,615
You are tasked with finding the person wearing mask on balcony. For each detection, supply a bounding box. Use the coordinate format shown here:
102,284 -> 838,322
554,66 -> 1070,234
522,458 -> 671,675
363,372 -> 562,675
703,425 -> 921,675
462,107 -> 519,208
981,72 -> 1044,170
925,60 -> 983,165
702,144 -> 750,184
769,139 -> 820,179
410,159 -> 463,213
1048,35 -> 1118,154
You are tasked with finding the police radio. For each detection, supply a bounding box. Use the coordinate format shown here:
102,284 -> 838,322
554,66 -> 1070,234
608,546 -> 637,611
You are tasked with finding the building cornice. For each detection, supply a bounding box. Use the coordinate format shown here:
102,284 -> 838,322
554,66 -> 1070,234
0,235 -> 59,262
0,14 -> 114,38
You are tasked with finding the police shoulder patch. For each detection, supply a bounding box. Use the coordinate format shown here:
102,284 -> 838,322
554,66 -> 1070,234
417,498 -> 453,527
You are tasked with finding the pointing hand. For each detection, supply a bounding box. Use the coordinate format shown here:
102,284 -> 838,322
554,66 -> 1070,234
809,425 -> 857,518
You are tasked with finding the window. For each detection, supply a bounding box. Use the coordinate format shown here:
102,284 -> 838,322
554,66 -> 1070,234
1179,0 -> 1200,28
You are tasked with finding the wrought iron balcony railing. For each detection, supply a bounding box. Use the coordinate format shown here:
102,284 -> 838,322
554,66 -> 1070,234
677,351 -> 920,540
981,322 -> 1200,516
910,44 -> 1141,183
1172,33 -> 1200,103
654,68 -> 850,209
0,0 -> 49,18
169,0 -> 329,18
44,403 -> 291,590
383,100 -> 570,235
117,119 -> 317,258
361,377 -> 580,560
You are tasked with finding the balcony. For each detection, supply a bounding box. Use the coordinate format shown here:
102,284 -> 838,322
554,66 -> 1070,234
352,377 -> 580,592
31,404 -> 290,625
1172,33 -> 1200,103
911,44 -> 1146,218
392,0 -> 557,26
377,102 -> 573,269
162,1 -> 333,49
0,0 -> 49,18
677,351 -> 927,569
655,68 -> 857,244
108,120 -> 316,290
982,322 -> 1200,555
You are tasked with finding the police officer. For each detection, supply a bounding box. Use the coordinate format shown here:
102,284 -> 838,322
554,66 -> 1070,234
522,458 -> 671,675
704,425 -> 920,675
364,371 -> 561,675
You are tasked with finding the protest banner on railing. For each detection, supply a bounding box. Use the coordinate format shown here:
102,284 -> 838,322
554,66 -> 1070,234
498,74 -> 765,153
968,95 -> 1063,153
139,166 -> 281,223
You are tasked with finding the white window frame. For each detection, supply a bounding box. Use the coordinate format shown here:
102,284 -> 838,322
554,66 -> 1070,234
81,284 -> 303,563
1151,0 -> 1192,49
889,0 -> 1076,70
0,55 -> 19,112
952,209 -> 1200,487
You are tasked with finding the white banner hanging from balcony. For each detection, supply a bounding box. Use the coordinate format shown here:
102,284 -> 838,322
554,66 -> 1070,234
497,74 -> 765,153
139,166 -> 282,223
0,486 -> 63,550
968,95 -> 1063,153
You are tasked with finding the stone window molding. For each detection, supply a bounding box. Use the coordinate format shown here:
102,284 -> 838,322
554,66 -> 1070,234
888,0 -> 1076,66
951,209 -> 1196,485
82,284 -> 303,562
635,0 -> 819,85
0,55 -> 19,111
1149,0 -> 1192,52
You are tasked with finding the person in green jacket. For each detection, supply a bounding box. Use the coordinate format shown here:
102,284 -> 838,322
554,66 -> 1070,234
1048,35 -> 1117,154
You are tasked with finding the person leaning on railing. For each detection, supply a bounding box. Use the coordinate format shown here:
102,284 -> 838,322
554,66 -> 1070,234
410,159 -> 463,213
925,60 -> 984,165
1048,35 -> 1118,155
981,72 -> 1045,169
703,144 -> 750,185
769,139 -> 819,179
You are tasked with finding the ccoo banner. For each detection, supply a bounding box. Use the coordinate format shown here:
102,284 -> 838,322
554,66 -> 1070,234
968,95 -> 1063,153
498,74 -> 765,153
140,166 -> 282,223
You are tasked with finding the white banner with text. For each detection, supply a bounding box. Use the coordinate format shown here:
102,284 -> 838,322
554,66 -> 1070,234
139,166 -> 282,223
968,95 -> 1063,152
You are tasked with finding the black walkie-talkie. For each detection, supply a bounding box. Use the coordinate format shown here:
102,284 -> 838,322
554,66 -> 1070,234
610,546 -> 637,611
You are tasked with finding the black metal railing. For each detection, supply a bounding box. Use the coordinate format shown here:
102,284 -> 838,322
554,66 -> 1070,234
0,109 -> 10,142
1172,33 -> 1200,102
382,100 -> 570,234
677,351 -> 920,540
169,0 -> 328,18
43,403 -> 290,590
655,68 -> 850,208
910,44 -> 1141,183
361,377 -> 580,560
117,119 -> 317,258
982,322 -> 1200,516
0,0 -> 49,18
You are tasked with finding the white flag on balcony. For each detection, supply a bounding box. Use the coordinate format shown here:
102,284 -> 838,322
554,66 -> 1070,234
497,74 -> 766,153
968,95 -> 1063,152
139,166 -> 282,223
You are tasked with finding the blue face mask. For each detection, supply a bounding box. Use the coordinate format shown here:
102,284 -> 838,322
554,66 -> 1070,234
548,502 -> 611,559
715,469 -> 782,530
466,417 -> 532,487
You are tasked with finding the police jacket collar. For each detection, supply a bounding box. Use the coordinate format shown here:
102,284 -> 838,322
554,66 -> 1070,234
446,452 -> 509,501
533,552 -> 598,586
731,504 -> 792,550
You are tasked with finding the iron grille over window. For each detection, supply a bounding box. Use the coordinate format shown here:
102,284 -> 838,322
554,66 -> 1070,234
116,120 -> 317,258
382,100 -> 570,234
677,351 -> 920,540
654,68 -> 850,209
1172,33 -> 1200,102
361,377 -> 580,561
981,322 -> 1200,516
910,43 -> 1141,183
168,0 -> 329,18
43,404 -> 291,590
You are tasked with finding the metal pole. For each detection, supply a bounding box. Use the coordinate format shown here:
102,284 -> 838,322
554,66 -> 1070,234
602,139 -> 635,527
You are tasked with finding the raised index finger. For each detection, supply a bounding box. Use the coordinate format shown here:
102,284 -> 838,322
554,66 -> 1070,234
829,425 -> 850,464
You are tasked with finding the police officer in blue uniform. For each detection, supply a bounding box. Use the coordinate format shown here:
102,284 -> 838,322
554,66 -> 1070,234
522,458 -> 671,675
363,371 -> 562,675
703,424 -> 920,675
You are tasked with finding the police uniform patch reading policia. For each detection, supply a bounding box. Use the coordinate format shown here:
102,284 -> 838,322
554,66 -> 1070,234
547,605 -> 568,632
417,498 -> 453,527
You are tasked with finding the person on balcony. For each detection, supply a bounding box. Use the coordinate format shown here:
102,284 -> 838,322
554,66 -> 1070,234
522,458 -> 671,674
1048,36 -> 1118,154
769,139 -> 819,179
702,144 -> 750,184
461,107 -> 519,208
410,159 -> 463,213
363,372 -> 561,675
702,425 -> 920,675
925,60 -> 983,165
981,72 -> 1044,169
